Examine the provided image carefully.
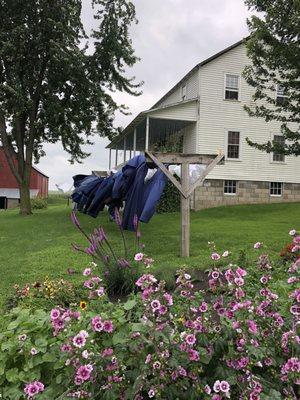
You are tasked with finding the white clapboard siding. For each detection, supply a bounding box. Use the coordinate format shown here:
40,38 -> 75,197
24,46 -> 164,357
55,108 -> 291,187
155,70 -> 199,108
149,100 -> 198,121
183,122 -> 198,153
197,43 -> 300,184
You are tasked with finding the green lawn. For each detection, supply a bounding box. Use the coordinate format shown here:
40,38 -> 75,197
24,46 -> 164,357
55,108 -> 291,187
0,201 -> 299,305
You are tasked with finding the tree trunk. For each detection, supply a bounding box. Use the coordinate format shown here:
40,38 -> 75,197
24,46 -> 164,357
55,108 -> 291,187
19,182 -> 32,215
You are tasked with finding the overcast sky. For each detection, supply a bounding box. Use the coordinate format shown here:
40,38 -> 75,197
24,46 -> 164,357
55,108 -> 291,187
38,0 -> 251,191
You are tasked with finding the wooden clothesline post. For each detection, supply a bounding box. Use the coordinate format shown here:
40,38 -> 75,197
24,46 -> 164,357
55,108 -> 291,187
145,151 -> 225,257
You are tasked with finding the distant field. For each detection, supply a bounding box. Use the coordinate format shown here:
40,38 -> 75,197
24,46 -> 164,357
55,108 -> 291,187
0,200 -> 299,305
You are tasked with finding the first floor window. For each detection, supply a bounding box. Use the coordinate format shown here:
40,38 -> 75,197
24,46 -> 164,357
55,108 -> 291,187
272,135 -> 285,162
224,180 -> 237,194
227,131 -> 240,159
225,74 -> 239,100
270,182 -> 283,196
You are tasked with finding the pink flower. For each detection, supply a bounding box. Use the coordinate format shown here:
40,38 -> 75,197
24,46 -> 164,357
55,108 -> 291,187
234,276 -> 244,286
24,381 -> 44,398
151,300 -> 161,310
185,333 -> 196,345
103,320 -> 114,333
211,252 -> 221,261
293,235 -> 300,244
50,308 -> 60,320
254,242 -> 262,249
222,250 -> 230,257
236,267 -> 247,277
96,287 -> 105,297
199,302 -> 208,312
211,270 -> 220,279
73,330 -> 89,348
83,268 -> 92,276
220,380 -> 230,393
76,364 -> 93,382
213,380 -> 221,392
148,389 -> 155,398
134,253 -> 144,261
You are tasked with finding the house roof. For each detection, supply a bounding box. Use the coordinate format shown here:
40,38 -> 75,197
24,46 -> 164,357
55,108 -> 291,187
106,37 -> 249,149
151,37 -> 248,109
106,98 -> 198,149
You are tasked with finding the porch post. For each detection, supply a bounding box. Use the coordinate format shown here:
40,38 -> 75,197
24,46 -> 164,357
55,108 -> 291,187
181,162 -> 190,257
145,116 -> 150,151
108,148 -> 112,170
133,128 -> 137,156
115,148 -> 118,168
123,137 -> 126,164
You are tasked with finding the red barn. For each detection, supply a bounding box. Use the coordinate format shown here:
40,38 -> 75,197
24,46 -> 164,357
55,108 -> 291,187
0,147 -> 49,209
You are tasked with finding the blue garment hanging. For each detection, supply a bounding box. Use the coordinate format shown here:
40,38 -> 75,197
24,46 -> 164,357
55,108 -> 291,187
122,161 -> 149,231
139,170 -> 167,223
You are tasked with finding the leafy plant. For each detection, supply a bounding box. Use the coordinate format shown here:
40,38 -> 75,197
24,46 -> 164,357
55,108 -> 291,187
71,210 -> 150,296
0,230 -> 299,399
30,198 -> 48,210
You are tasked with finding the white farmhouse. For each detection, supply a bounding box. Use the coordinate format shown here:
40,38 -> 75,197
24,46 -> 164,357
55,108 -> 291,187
106,38 -> 300,209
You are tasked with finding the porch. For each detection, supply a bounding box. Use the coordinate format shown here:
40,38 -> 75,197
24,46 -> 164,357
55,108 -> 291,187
106,99 -> 198,169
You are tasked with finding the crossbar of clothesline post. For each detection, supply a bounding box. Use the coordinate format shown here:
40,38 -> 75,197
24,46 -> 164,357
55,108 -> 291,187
145,151 -> 224,258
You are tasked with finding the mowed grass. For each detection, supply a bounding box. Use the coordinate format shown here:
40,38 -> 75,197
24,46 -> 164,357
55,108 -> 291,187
0,201 -> 299,305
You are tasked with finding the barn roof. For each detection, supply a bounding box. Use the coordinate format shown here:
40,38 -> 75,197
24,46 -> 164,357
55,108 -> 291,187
0,147 -> 49,178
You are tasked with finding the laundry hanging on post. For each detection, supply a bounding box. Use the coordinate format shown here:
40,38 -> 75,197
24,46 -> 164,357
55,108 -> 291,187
71,155 -> 167,231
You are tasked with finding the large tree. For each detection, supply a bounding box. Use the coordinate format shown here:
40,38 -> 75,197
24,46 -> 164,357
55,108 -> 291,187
243,0 -> 300,156
0,0 -> 141,215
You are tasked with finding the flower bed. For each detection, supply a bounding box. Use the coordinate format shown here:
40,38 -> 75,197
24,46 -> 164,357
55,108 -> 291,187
0,227 -> 299,399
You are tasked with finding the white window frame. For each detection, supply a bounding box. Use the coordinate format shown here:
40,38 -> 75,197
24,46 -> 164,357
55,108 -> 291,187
224,180 -> 238,196
271,133 -> 285,163
224,73 -> 240,101
181,84 -> 187,101
269,182 -> 283,197
276,84 -> 288,105
225,130 -> 242,161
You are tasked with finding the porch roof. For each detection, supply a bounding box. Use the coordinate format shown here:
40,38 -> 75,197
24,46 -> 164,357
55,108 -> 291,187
106,98 -> 198,150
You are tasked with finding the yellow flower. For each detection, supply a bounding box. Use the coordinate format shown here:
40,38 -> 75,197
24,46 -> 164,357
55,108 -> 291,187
80,301 -> 87,310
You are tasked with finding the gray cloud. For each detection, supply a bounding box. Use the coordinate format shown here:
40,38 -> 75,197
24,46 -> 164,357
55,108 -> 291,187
38,0 -> 251,189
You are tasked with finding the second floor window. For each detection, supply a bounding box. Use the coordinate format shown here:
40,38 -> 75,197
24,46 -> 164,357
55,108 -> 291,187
227,131 -> 240,159
225,74 -> 239,100
276,84 -> 288,105
273,135 -> 285,162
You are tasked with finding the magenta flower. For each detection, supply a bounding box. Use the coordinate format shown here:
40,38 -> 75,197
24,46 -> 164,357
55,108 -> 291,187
76,364 -> 93,382
185,333 -> 196,345
83,268 -> 92,276
73,330 -> 88,348
103,320 -> 114,333
24,381 -> 44,398
211,252 -> 221,261
254,242 -> 263,249
219,380 -> 230,393
134,252 -> 144,262
50,308 -> 60,320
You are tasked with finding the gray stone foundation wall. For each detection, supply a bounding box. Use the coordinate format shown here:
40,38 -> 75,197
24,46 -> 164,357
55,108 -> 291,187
194,180 -> 300,210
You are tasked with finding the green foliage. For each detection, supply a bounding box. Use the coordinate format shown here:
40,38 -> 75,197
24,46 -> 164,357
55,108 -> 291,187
243,0 -> 300,156
156,180 -> 181,214
0,0 -> 141,213
30,197 -> 47,210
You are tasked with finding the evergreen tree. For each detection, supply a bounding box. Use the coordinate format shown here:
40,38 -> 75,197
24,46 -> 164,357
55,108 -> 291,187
0,0 -> 141,214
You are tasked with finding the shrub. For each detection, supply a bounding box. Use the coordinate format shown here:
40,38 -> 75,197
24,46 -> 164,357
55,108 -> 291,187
30,198 -> 47,210
156,180 -> 180,214
0,230 -> 299,399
